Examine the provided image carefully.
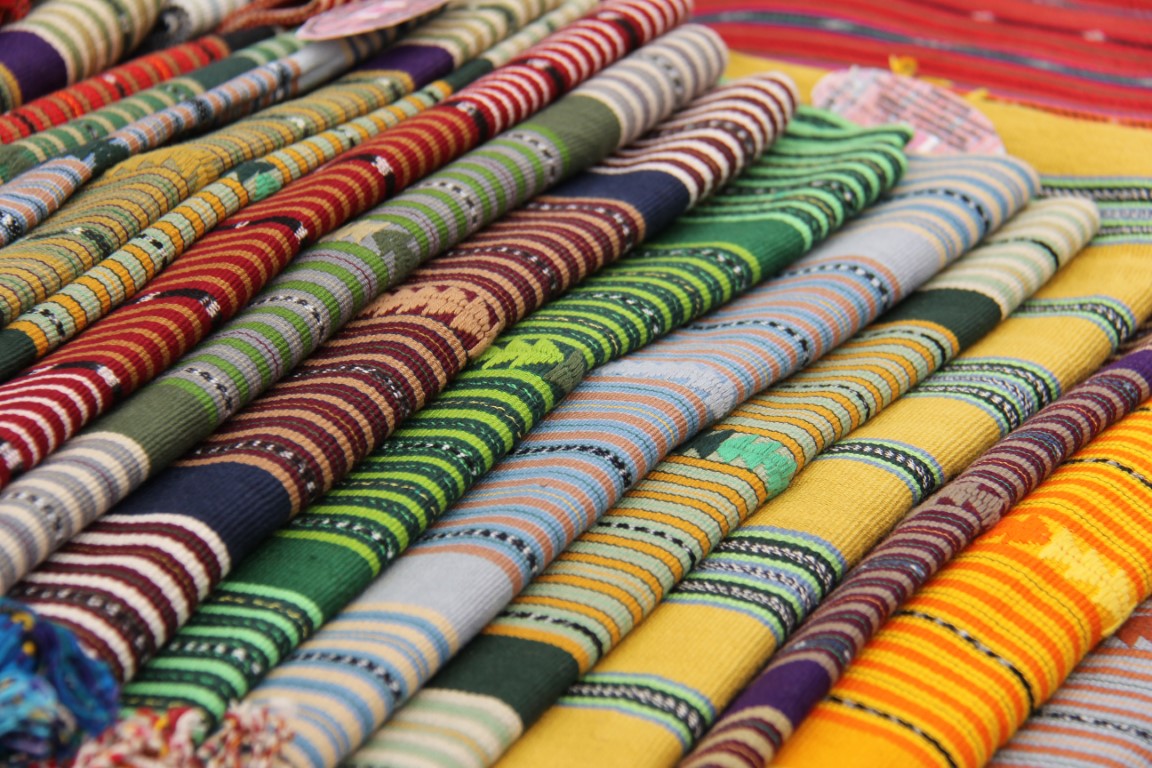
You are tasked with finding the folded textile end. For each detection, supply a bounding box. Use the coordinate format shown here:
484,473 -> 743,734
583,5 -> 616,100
0,598 -> 118,764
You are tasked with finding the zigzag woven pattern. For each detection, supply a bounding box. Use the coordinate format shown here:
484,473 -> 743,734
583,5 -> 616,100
0,34 -> 233,143
0,0 -> 582,378
0,31 -> 297,183
0,0 -> 675,495
0,0 -> 165,111
501,183 -> 1152,768
114,71 -> 798,726
0,0 -> 691,594
992,597 -> 1152,767
385,196 -> 1095,768
778,404 -> 1152,767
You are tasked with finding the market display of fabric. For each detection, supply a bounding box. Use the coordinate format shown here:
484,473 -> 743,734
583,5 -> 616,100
0,0 -> 581,379
0,0 -> 647,489
0,0 -> 693,595
692,216 -> 1152,768
119,98 -> 901,736
139,0 -> 253,53
212,100 -> 897,768
992,598 -> 1152,767
376,195 -> 1096,768
0,34 -> 236,143
497,191 -> 1152,768
692,0 -> 1152,122
0,0 -> 165,112
774,392 -> 1152,767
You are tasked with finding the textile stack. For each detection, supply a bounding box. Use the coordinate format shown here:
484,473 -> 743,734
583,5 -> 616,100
0,0 -> 1146,767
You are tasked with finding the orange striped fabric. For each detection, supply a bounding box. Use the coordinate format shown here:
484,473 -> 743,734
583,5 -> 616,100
777,405 -> 1152,767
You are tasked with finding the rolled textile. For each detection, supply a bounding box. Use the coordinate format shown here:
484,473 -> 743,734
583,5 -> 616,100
138,0 -> 254,52
992,597 -> 1152,767
0,0 -> 165,112
0,0 -> 581,378
500,184 -> 1152,768
775,387 -> 1152,767
0,30 -> 296,182
117,68 -> 800,727
0,28 -> 408,249
380,196 -> 1096,768
217,0 -> 363,33
0,0 -> 690,590
0,34 -> 237,144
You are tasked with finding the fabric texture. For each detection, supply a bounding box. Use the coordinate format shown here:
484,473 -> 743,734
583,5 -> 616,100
499,175 -> 1152,768
385,195 -> 1094,768
0,34 -> 234,144
0,29 -> 407,250
217,0 -> 365,33
138,0 -> 253,53
992,597 -> 1152,767
0,0 -> 165,112
693,0 -> 1152,122
0,0 -> 645,492
0,0 -> 692,605
777,401 -> 1152,767
692,205 -> 1152,768
0,0 -> 580,379
0,30 -> 296,183
116,82 -> 838,733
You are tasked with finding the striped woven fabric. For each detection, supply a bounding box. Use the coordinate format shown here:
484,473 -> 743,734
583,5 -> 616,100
685,171 -> 1152,768
502,196 -> 1152,768
0,0 -> 165,112
216,104 -> 898,768
0,0 -> 580,379
0,31 -> 297,183
138,0 -> 254,53
0,35 -> 235,144
692,0 -> 1152,122
217,0 -> 357,33
776,402 -> 1152,767
0,0 -> 690,591
381,196 -> 1095,768
992,597 -> 1152,767
118,93 -> 885,732
0,29 -> 409,250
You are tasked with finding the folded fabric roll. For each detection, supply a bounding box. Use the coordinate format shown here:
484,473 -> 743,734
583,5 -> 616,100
216,104 -> 898,768
776,384 -> 1152,766
0,27 -> 416,251
685,170 -> 1152,768
117,70 -> 800,728
139,0 -> 255,53
217,0 -> 359,33
0,0 -> 669,495
992,597 -> 1152,767
0,30 -> 296,183
0,34 -> 236,144
0,0 -> 690,593
381,196 -> 1095,768
0,0 -> 165,112
0,0 -> 580,379
503,186 -> 1152,768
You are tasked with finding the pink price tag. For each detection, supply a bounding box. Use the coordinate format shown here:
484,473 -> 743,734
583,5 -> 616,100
298,0 -> 448,40
813,68 -> 1005,155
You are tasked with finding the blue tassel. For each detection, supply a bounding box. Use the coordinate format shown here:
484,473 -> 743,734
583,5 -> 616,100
0,598 -> 118,762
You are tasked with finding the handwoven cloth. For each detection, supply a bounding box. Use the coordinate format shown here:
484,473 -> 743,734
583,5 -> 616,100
0,0 -> 580,379
502,195 -> 1152,768
139,0 -> 253,53
690,187 -> 1152,768
216,0 -> 359,32
0,29 -> 406,250
0,31 -> 296,183
775,396 -> 1152,767
0,0 -> 691,590
0,0 -> 678,495
214,102 -> 886,768
0,34 -> 234,143
693,0 -> 1152,122
379,197 -> 1095,768
991,597 -> 1152,767
0,0 -> 165,112
117,72 -> 799,726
